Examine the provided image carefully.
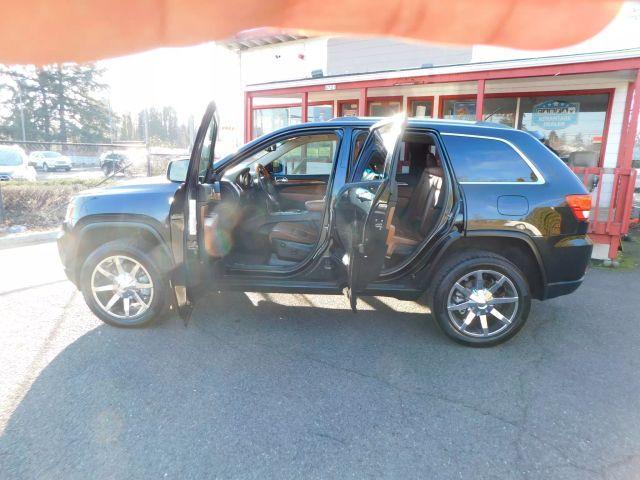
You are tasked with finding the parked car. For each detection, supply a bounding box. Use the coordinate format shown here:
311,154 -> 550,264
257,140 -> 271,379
0,145 -> 37,181
29,150 -> 72,171
58,103 -> 593,346
99,151 -> 130,176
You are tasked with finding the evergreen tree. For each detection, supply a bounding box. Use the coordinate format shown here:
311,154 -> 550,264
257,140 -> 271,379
0,63 -> 112,143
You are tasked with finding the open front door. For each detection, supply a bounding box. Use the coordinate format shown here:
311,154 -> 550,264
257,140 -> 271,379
333,116 -> 405,311
169,101 -> 219,322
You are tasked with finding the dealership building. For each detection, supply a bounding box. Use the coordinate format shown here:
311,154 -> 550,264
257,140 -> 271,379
220,12 -> 640,260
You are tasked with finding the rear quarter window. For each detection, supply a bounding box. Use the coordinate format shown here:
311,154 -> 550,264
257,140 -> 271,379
442,134 -> 540,183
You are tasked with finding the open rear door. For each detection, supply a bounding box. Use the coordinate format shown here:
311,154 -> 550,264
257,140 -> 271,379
169,101 -> 219,323
333,116 -> 405,311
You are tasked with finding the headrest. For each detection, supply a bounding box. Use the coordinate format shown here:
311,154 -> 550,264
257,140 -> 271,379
425,152 -> 439,168
427,166 -> 444,177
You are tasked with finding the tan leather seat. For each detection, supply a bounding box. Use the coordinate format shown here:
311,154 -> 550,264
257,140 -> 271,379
269,221 -> 318,245
387,165 -> 444,256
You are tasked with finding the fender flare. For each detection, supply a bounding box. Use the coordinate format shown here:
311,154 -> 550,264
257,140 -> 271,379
417,229 -> 548,289
74,218 -> 175,274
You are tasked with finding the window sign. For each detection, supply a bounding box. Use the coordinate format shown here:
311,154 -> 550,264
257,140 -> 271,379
443,99 -> 476,120
532,100 -> 580,130
453,101 -> 476,119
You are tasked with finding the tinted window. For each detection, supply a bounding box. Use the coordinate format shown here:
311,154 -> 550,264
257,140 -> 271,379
0,150 -> 22,166
443,135 -> 538,183
353,122 -> 400,182
232,134 -> 338,178
278,137 -> 337,175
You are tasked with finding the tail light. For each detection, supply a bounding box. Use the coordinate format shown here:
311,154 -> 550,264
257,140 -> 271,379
566,194 -> 592,221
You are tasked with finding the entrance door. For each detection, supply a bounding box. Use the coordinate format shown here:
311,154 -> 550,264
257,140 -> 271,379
332,116 -> 405,310
169,101 -> 219,321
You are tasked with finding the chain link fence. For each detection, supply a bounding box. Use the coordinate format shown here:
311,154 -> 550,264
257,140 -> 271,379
0,140 -> 188,229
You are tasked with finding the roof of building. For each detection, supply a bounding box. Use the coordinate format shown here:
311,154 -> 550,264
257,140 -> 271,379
220,28 -> 309,51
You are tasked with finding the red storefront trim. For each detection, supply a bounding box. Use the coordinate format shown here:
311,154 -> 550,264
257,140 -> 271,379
246,58 -> 640,144
475,79 -> 486,121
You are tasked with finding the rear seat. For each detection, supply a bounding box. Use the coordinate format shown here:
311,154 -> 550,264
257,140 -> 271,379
386,156 -> 444,256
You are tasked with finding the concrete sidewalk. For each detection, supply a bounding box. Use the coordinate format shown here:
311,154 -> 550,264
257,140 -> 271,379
0,229 -> 59,250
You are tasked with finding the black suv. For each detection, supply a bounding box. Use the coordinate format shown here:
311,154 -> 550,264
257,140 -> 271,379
58,103 -> 592,346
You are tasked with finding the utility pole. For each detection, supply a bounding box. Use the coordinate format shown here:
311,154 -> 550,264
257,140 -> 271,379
108,99 -> 115,143
0,181 -> 5,225
17,82 -> 26,142
144,109 -> 151,176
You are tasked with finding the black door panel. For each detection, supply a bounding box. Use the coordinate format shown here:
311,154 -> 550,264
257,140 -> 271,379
332,117 -> 405,310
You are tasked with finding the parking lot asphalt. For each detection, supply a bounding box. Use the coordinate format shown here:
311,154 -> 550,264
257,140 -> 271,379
1,241 -> 640,479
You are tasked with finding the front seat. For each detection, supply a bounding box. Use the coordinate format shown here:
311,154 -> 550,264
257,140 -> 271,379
269,221 -> 319,262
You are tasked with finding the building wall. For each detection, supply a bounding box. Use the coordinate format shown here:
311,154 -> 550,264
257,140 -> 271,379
326,37 -> 472,76
240,38 -> 328,85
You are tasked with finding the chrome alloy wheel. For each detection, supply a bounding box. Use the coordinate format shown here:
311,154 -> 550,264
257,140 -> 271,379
446,269 -> 519,338
91,255 -> 154,321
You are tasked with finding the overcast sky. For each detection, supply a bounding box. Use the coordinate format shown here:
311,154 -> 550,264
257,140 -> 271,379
100,42 -> 224,123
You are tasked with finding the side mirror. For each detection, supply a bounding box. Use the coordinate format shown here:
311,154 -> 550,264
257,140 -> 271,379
167,158 -> 189,183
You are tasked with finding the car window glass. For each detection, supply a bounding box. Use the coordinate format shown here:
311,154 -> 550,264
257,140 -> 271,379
0,150 -> 22,166
229,133 -> 339,178
442,134 -> 538,182
352,122 -> 398,182
198,119 -> 217,180
277,137 -> 337,175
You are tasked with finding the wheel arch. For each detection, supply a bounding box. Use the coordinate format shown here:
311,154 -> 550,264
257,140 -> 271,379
74,219 -> 174,283
420,231 -> 547,300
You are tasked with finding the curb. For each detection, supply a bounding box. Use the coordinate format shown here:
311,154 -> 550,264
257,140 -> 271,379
0,230 -> 60,250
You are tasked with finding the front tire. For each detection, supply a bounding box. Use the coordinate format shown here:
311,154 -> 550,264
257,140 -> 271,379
80,240 -> 170,327
430,250 -> 531,347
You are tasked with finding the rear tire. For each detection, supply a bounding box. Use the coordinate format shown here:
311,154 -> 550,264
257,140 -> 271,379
80,239 -> 170,327
430,250 -> 531,347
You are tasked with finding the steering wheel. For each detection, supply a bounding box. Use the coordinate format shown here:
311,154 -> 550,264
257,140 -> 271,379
255,164 -> 281,209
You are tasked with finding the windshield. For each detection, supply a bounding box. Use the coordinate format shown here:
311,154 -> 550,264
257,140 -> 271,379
0,150 -> 23,166
42,151 -> 61,158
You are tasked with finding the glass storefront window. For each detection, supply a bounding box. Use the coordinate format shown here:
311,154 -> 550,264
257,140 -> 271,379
307,104 -> 333,122
339,101 -> 359,117
409,98 -> 434,118
252,106 -> 301,139
367,98 -> 402,117
519,93 -> 610,166
442,98 -> 476,121
482,97 -> 517,127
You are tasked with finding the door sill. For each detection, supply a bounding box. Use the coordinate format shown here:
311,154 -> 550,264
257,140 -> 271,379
219,277 -> 343,295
